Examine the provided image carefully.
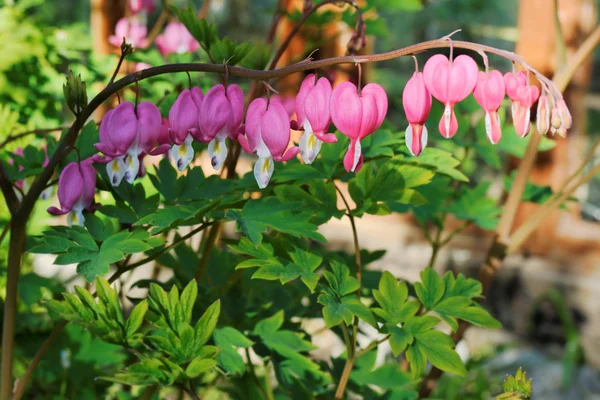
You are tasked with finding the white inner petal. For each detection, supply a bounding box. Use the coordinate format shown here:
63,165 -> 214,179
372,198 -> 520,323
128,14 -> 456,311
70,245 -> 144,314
107,156 -> 126,187
299,123 -> 322,165
208,135 -> 228,170
124,153 -> 140,184
169,134 -> 195,171
444,103 -> 452,136
351,140 -> 362,172
254,155 -> 274,189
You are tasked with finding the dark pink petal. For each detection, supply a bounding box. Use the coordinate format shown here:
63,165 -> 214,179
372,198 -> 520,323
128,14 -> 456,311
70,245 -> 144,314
169,89 -> 201,144
107,102 -> 138,155
403,72 -> 432,125
147,144 -> 171,156
294,74 -> 315,125
80,158 -> 97,209
438,105 -> 458,138
226,84 -> 245,138
136,101 -> 162,153
261,101 -> 291,159
158,118 -> 171,146
330,82 -> 362,140
274,146 -> 300,162
244,98 -> 268,152
474,70 -> 505,112
423,54 -> 450,102
304,76 -> 332,134
199,85 -> 231,142
53,162 -> 84,214
359,83 -> 388,139
314,131 -> 338,143
447,55 -> 478,103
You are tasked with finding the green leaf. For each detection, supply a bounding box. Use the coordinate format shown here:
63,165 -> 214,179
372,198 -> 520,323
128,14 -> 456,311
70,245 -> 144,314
126,300 -> 148,338
84,214 -> 115,242
194,300 -> 221,350
448,183 -> 501,230
414,268 -> 445,310
434,297 -> 501,331
288,248 -> 322,292
318,292 -> 376,328
113,239 -> 152,254
388,326 -> 414,357
413,330 -> 467,376
185,357 -> 217,378
214,327 -> 254,375
180,280 -> 198,324
253,311 -> 321,378
69,227 -> 99,251
402,316 -> 440,335
323,260 -> 360,296
227,197 -> 325,246
441,272 -> 482,300
405,343 -> 427,378
372,271 -> 419,324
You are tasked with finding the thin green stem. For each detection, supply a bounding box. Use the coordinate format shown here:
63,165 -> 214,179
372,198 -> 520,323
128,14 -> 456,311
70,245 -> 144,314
354,335 -> 391,359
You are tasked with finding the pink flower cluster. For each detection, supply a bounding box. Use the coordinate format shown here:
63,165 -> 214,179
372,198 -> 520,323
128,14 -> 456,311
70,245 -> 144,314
47,54 -> 573,227
110,0 -> 199,58
402,54 -> 570,156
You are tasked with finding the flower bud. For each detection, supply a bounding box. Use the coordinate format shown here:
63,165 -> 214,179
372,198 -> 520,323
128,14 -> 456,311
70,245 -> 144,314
556,98 -> 572,129
536,93 -> 550,135
63,70 -> 88,115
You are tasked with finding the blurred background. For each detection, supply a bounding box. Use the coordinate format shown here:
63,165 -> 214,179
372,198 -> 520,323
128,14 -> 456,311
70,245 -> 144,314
1,0 -> 600,398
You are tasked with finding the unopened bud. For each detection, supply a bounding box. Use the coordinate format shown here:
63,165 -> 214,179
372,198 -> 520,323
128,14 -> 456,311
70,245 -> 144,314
556,98 -> 572,129
536,93 -> 550,135
551,107 -> 562,129
63,70 -> 88,116
121,38 -> 134,56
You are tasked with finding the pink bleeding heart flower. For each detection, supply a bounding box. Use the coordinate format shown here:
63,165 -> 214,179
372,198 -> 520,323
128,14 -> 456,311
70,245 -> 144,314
513,84 -> 539,137
330,81 -> 388,172
423,54 -> 478,139
473,70 -> 506,144
168,87 -> 204,170
503,71 -> 526,119
402,71 -> 432,156
198,84 -> 244,170
48,159 -> 97,227
156,22 -> 200,57
109,18 -> 148,49
295,74 -> 337,164
94,101 -> 167,186
129,0 -> 155,14
271,95 -> 296,117
238,98 -> 299,188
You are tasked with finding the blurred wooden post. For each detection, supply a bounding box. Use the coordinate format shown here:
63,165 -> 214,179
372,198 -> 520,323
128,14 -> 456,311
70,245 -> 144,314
274,0 -> 371,95
512,0 -> 600,257
90,0 -> 125,118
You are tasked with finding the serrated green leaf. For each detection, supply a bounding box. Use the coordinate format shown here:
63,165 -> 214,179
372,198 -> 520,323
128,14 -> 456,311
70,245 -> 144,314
388,325 -> 414,357
186,357 -> 217,378
194,300 -> 221,350
414,268 -> 445,310
126,300 -> 148,337
413,330 -> 467,376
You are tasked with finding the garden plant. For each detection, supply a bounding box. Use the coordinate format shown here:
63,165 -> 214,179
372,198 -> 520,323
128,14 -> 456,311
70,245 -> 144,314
1,0 -> 600,399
